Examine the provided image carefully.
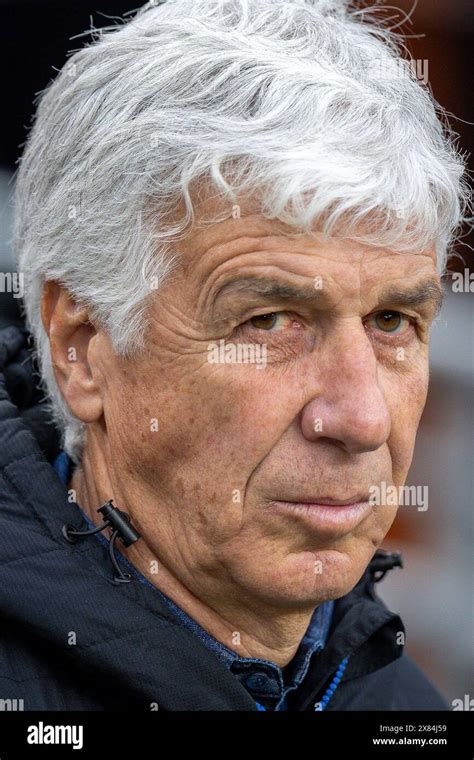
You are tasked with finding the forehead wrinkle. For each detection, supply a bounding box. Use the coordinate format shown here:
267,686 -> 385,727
181,226 -> 300,280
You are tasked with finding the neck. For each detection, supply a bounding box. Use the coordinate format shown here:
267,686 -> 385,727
69,440 -> 316,668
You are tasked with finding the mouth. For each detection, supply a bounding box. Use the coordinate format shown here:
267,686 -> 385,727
292,495 -> 369,506
266,495 -> 373,537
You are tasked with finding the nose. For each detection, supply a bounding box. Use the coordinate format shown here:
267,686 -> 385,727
300,325 -> 391,455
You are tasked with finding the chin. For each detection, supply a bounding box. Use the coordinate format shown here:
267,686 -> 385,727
249,548 -> 369,608
312,547 -> 370,597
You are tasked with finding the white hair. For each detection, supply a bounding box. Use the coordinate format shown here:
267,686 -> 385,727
14,0 -> 468,463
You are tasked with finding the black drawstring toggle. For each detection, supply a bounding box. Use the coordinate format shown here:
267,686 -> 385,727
370,550 -> 403,582
62,499 -> 141,584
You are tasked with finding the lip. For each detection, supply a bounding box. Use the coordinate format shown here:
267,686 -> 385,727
290,495 -> 368,506
266,498 -> 373,537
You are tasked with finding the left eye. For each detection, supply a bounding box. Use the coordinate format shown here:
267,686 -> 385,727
247,312 -> 291,331
370,311 -> 410,334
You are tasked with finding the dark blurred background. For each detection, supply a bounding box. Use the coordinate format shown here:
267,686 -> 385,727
0,0 -> 472,707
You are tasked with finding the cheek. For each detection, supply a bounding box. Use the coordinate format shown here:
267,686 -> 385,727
386,358 -> 429,484
103,363 -> 295,529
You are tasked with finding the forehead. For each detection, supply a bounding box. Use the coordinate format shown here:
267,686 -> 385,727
175,183 -> 437,264
176,208 -> 438,288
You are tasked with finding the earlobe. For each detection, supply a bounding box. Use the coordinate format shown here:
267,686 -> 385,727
40,281 -> 104,423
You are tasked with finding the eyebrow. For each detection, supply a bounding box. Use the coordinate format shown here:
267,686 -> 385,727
213,277 -> 319,304
379,281 -> 444,316
211,276 -> 444,315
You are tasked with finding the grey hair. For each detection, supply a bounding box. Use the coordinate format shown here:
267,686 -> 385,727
14,0 -> 469,463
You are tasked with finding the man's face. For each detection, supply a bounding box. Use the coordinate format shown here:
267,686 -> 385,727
88,205 -> 441,609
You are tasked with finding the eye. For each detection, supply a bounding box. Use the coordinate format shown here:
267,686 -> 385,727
369,311 -> 411,334
247,312 -> 292,331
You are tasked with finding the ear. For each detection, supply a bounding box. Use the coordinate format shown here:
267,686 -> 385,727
41,281 -> 104,423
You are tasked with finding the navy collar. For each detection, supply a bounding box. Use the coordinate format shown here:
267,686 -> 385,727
54,451 -> 334,710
